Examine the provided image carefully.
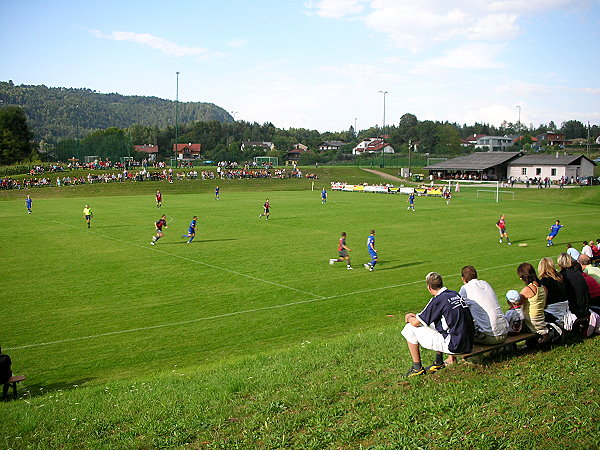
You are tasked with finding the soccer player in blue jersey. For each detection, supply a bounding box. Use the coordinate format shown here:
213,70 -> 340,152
364,230 -> 378,271
215,186 -> 220,200
407,193 -> 415,211
546,220 -> 563,246
321,188 -> 327,204
182,216 -> 198,244
25,195 -> 32,214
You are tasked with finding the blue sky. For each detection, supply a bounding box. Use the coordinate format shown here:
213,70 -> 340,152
1,0 -> 599,132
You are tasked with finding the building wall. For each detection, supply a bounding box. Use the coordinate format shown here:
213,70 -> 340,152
507,162 -> 594,180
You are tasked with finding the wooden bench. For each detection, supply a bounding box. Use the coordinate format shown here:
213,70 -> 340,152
461,333 -> 536,361
5,375 -> 26,400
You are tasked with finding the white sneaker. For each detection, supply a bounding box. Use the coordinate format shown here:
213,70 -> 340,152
347,266 -> 353,270
508,242 -> 512,245
364,263 -> 370,270
499,239 -> 502,243
150,241 -> 155,245
329,259 -> 336,265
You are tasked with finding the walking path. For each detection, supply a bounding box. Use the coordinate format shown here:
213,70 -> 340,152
361,168 -> 404,183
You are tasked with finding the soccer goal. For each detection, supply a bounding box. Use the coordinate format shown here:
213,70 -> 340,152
427,157 -> 448,166
476,189 -> 515,201
253,156 -> 278,166
441,179 -> 507,203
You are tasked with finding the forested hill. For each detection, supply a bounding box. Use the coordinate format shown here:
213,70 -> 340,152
0,81 -> 233,142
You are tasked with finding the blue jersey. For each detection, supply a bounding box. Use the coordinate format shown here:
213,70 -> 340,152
409,194 -> 414,204
189,219 -> 197,233
321,189 -> 327,198
215,188 -> 219,194
367,235 -> 376,254
548,224 -> 563,236
26,198 -> 32,208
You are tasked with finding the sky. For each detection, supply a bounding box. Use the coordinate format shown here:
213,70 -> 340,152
1,0 -> 599,132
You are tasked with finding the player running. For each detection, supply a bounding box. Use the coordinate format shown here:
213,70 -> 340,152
329,232 -> 353,269
546,220 -> 563,246
364,229 -> 378,271
407,192 -> 415,211
215,186 -> 220,200
496,214 -> 511,245
259,198 -> 270,220
83,205 -> 93,228
321,188 -> 327,204
25,195 -> 32,214
182,216 -> 198,244
151,215 -> 168,245
156,190 -> 162,208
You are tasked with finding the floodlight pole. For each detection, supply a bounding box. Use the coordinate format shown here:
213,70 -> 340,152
175,71 -> 180,168
516,105 -> 521,138
378,90 -> 388,168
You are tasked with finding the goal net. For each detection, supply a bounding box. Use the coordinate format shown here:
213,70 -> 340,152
253,156 -> 278,166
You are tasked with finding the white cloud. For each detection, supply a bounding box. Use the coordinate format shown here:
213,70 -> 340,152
304,0 -> 366,18
496,81 -> 600,96
90,30 -> 208,58
228,39 -> 247,49
411,43 -> 505,74
307,0 -> 588,53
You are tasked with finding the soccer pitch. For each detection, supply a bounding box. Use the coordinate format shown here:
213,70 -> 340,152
1,183 -> 598,389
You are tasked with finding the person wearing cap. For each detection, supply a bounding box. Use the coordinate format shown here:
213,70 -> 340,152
401,272 -> 474,377
458,265 -> 508,344
504,290 -> 524,334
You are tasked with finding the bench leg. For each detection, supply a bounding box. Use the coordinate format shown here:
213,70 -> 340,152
11,382 -> 17,400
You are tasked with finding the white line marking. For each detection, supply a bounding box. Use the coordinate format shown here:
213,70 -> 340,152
6,248 -> 541,351
43,217 -> 323,299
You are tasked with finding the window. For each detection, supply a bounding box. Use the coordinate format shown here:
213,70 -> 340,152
536,168 -> 542,175
551,168 -> 557,176
521,168 -> 527,175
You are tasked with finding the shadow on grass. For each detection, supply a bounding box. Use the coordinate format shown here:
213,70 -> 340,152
378,260 -> 430,271
161,238 -> 240,245
21,377 -> 96,399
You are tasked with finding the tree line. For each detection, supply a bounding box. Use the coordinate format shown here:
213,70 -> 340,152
1,81 -> 598,166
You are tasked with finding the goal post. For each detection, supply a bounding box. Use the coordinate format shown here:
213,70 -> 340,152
253,156 -> 278,166
440,179 -> 507,203
476,189 -> 515,201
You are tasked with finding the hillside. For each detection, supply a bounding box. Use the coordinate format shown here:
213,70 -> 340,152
0,81 -> 233,142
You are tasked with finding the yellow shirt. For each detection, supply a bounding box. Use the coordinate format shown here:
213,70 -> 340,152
83,207 -> 92,216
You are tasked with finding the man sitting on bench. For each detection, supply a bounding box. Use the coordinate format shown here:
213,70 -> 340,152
0,346 -> 12,401
402,272 -> 475,377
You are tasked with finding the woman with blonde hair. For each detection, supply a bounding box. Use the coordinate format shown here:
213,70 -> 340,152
538,257 -> 569,326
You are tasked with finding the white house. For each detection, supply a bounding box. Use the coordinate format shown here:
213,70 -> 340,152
317,140 -> 345,151
507,154 -> 596,181
475,136 -> 514,152
352,138 -> 395,155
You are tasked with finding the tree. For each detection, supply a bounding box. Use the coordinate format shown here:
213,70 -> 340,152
561,120 -> 586,139
81,127 -> 131,160
397,113 -> 419,145
0,106 -> 34,164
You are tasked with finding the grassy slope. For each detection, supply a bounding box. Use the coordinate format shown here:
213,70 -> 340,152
1,169 -> 599,448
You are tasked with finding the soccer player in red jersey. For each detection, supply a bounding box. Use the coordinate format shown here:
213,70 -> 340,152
329,232 -> 353,269
496,214 -> 511,245
156,190 -> 162,208
151,215 -> 168,245
259,198 -> 270,220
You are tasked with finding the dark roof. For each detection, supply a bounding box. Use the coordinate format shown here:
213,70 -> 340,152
510,154 -> 596,166
424,152 -> 522,171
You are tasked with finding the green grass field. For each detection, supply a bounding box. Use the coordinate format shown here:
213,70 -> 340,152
1,170 -> 599,448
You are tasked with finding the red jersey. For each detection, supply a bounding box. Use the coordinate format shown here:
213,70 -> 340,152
338,237 -> 346,251
156,218 -> 167,230
264,201 -> 270,210
156,193 -> 162,201
497,219 -> 506,229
